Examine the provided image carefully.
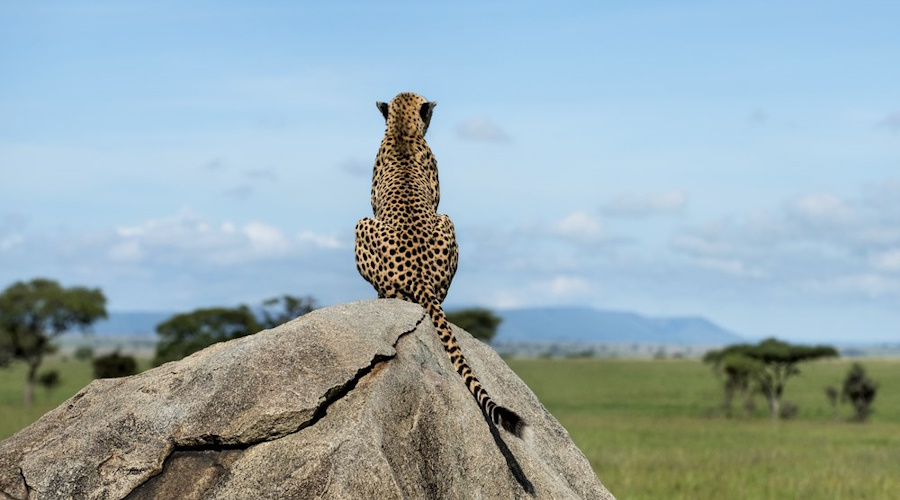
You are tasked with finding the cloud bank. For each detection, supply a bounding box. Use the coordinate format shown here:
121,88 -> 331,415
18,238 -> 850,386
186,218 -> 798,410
601,190 -> 687,217
455,117 -> 511,142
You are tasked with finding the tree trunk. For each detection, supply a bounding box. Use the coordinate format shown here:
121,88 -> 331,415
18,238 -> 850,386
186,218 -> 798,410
742,390 -> 754,418
769,396 -> 779,422
24,359 -> 39,406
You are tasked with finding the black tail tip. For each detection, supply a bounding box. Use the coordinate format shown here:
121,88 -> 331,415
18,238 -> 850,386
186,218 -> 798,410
495,407 -> 527,438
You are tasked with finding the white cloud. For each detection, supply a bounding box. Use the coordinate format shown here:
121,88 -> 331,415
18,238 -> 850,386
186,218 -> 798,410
670,229 -> 765,278
108,241 -> 142,263
488,289 -> 525,309
298,231 -> 342,249
0,209 -> 357,310
601,189 -> 687,217
111,210 -> 343,266
242,222 -> 290,256
548,275 -> 590,296
786,192 -> 854,227
805,274 -> 900,299
691,257 -> 765,279
668,184 -> 900,303
338,158 -> 371,177
670,233 -> 736,258
554,211 -> 606,244
863,179 -> 900,218
475,275 -> 593,310
870,249 -> 900,272
456,117 -> 510,142
0,234 -> 25,251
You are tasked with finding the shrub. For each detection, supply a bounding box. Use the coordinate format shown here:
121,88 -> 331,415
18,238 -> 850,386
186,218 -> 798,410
74,345 -> 94,361
779,401 -> 799,420
92,351 -> 138,379
842,363 -> 878,422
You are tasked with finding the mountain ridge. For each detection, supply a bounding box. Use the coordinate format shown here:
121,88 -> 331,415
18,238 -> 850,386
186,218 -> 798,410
494,306 -> 744,345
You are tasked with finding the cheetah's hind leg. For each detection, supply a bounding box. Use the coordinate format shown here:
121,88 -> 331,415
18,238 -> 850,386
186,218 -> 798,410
355,217 -> 385,295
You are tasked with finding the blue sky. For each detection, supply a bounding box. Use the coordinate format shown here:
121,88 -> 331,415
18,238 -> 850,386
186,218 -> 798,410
1,1 -> 899,342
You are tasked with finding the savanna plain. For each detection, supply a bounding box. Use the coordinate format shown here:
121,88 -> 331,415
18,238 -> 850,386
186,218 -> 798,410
2,357 -> 897,499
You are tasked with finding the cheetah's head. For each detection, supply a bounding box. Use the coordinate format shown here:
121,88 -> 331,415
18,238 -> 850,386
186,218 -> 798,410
376,92 -> 437,137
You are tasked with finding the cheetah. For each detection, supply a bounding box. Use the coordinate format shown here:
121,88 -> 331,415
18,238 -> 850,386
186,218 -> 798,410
355,92 -> 526,438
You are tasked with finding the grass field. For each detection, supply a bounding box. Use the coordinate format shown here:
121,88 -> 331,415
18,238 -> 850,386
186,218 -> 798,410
507,358 -> 900,500
1,357 -> 897,499
0,358 -> 153,441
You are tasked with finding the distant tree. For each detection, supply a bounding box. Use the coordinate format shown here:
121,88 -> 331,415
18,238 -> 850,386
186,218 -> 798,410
74,345 -> 94,362
37,370 -> 61,397
154,306 -> 261,366
0,278 -> 107,405
93,351 -> 138,378
259,294 -> 317,329
446,308 -> 503,343
825,386 -> 840,421
703,351 -> 762,418
705,338 -> 838,421
842,363 -> 878,422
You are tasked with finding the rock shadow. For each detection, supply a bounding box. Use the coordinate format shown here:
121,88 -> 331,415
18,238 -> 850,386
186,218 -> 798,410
480,409 -> 535,495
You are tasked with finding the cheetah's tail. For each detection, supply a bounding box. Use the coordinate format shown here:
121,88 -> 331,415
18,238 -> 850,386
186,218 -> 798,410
421,294 -> 528,438
493,405 -> 527,438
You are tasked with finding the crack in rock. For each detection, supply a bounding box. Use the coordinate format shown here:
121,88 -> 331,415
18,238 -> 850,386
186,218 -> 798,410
272,312 -> 426,438
18,467 -> 31,499
128,313 -> 428,496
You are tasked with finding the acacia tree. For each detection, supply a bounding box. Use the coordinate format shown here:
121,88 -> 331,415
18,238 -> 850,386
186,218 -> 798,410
259,294 -> 317,329
705,338 -> 837,421
154,295 -> 318,366
703,351 -> 762,418
0,278 -> 107,405
154,306 -> 260,366
446,308 -> 503,343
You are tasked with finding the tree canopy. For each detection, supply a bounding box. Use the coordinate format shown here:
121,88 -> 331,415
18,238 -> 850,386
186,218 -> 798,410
154,306 -> 260,366
93,351 -> 138,379
153,294 -> 318,365
259,294 -> 317,329
445,308 -> 503,343
704,337 -> 838,420
842,363 -> 878,422
0,278 -> 107,405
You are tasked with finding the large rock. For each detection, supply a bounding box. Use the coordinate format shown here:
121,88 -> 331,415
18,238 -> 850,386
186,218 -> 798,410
0,300 -> 615,499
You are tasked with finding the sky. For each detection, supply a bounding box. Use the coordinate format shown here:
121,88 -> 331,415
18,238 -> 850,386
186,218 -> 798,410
1,1 -> 899,342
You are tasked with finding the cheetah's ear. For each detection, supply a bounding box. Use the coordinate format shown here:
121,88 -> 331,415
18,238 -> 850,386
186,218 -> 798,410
419,101 -> 437,132
376,101 -> 389,121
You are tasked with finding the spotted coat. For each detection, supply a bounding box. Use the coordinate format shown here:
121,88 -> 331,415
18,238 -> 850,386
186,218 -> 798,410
355,92 -> 525,437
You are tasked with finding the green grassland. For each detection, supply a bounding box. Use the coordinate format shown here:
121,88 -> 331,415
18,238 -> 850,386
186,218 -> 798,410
508,358 -> 900,500
0,358 -> 154,440
1,357 -> 898,499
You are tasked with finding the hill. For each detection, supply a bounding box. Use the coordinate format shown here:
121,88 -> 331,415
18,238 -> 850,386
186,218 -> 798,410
494,307 -> 743,345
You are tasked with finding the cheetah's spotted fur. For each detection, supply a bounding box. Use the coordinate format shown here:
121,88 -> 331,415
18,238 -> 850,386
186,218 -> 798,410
355,92 -> 526,438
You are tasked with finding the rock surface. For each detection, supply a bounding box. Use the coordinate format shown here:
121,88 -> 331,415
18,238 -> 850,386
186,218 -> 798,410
0,300 -> 615,499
